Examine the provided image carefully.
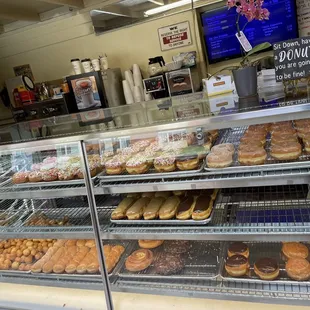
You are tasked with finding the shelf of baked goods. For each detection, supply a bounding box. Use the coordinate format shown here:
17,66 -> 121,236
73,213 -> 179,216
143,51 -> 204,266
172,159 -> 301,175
99,185 -> 310,242
97,120 -> 310,193
109,239 -> 310,306
0,151 -> 104,199
0,238 -> 128,290
0,196 -> 117,239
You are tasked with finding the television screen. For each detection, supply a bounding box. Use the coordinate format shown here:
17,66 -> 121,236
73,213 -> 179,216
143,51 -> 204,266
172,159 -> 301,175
201,0 -> 298,64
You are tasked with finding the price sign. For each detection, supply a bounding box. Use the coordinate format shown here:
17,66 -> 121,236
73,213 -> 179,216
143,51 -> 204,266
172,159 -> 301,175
273,36 -> 310,81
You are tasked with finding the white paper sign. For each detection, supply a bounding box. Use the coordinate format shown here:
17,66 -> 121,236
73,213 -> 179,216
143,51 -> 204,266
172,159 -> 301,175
297,0 -> 310,36
158,21 -> 192,51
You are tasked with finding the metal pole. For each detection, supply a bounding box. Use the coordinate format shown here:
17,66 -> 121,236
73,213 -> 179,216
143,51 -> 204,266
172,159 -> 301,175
79,141 -> 114,310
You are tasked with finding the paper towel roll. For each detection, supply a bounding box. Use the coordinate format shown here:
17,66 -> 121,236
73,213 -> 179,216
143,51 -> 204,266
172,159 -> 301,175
133,86 -> 143,103
122,80 -> 134,105
124,70 -> 134,92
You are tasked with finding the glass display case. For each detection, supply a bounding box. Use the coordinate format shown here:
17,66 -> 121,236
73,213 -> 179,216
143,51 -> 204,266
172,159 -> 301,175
1,90 -> 310,309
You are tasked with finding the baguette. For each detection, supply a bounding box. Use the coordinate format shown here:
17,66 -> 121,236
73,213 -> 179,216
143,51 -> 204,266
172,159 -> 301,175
77,247 -> 98,274
31,245 -> 61,273
65,246 -> 89,274
42,247 -> 66,273
53,246 -> 77,274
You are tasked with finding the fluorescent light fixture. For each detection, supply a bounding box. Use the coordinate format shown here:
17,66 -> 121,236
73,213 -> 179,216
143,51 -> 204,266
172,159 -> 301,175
148,0 -> 164,5
92,9 -> 129,17
145,0 -> 221,16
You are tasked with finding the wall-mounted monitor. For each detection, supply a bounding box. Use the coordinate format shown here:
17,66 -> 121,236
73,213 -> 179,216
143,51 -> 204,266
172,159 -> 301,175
200,0 -> 299,64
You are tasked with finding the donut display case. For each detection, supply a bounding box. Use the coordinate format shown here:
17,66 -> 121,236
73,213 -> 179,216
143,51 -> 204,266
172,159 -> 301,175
2,94 -> 310,309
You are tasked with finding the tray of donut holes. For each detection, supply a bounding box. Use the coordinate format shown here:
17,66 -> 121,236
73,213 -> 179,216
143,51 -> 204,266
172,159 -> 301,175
110,190 -> 218,225
205,122 -> 310,173
221,241 -> 310,284
116,240 -> 221,280
0,239 -> 59,274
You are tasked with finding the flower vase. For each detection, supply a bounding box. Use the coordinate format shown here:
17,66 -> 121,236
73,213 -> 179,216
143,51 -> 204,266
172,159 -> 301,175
232,66 -> 258,98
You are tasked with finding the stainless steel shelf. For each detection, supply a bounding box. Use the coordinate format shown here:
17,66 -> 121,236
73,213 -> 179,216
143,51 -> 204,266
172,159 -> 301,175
0,197 -> 96,239
96,168 -> 310,194
0,272 -> 103,291
0,180 -> 87,199
100,185 -> 310,242
112,277 -> 310,306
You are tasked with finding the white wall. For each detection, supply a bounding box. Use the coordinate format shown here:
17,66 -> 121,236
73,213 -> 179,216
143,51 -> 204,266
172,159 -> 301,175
0,1 -> 207,85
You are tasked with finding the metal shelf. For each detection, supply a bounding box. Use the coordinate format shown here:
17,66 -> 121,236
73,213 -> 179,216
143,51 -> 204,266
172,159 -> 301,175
112,277 -> 310,306
96,168 -> 310,194
100,185 -> 310,242
0,180 -> 87,199
0,197 -> 96,239
0,272 -> 103,291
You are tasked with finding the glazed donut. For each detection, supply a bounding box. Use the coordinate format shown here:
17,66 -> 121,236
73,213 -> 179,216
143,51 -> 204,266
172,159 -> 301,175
271,129 -> 297,139
282,242 -> 309,260
138,240 -> 164,249
303,138 -> 310,153
240,135 -> 266,146
28,171 -> 43,183
248,124 -> 270,132
126,156 -> 150,174
254,257 -> 279,280
238,141 -> 263,150
271,134 -> 299,145
125,249 -> 153,272
286,258 -> 310,281
225,255 -> 249,277
238,146 -> 267,165
270,141 -> 301,160
207,151 -> 233,168
294,119 -> 310,127
270,121 -> 293,131
41,168 -> 58,182
211,143 -> 235,155
12,171 -> 29,184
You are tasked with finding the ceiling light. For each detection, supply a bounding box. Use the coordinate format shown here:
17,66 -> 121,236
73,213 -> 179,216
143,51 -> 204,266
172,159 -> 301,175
148,0 -> 164,5
145,0 -> 221,16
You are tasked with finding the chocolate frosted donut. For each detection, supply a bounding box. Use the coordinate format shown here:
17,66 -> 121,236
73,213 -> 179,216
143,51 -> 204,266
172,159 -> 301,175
163,240 -> 190,254
228,242 -> 249,258
254,257 -> 279,280
225,254 -> 249,277
154,252 -> 185,275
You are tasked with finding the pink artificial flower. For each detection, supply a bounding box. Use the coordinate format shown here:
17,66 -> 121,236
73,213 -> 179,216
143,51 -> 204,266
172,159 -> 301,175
227,0 -> 270,22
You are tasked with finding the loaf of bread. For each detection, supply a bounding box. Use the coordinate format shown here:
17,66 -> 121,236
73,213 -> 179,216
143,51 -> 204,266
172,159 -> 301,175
53,245 -> 77,274
31,243 -> 63,273
65,245 -> 89,274
77,247 -> 99,274
42,247 -> 66,273
105,245 -> 125,273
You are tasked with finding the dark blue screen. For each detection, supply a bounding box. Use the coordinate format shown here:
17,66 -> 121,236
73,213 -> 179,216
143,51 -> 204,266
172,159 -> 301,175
201,0 -> 298,63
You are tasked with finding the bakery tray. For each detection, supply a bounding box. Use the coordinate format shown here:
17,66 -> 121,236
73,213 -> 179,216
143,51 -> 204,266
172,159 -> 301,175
29,241 -> 130,278
116,241 -> 221,280
205,127 -> 310,174
99,160 -> 206,183
220,241 -> 310,285
110,207 -> 214,226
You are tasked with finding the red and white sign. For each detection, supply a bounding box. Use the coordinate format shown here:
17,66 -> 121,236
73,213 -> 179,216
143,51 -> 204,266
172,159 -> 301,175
158,21 -> 192,51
